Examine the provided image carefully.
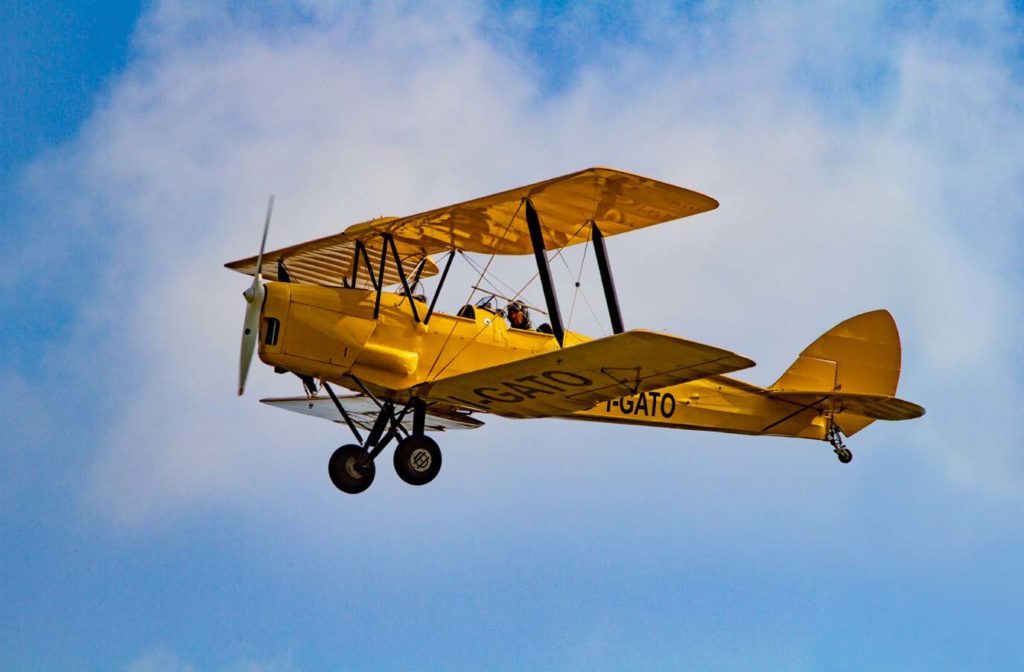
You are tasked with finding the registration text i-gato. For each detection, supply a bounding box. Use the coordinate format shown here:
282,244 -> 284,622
226,167 -> 925,494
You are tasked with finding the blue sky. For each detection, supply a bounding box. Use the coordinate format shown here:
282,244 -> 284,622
3,1 -> 1023,670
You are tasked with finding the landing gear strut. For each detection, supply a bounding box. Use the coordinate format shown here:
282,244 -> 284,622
323,385 -> 443,494
394,399 -> 442,486
827,423 -> 853,464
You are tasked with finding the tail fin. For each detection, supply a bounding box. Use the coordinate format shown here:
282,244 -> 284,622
769,309 -> 902,397
767,310 -> 922,437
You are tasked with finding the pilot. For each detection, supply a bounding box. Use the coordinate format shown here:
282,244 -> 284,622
506,301 -> 532,330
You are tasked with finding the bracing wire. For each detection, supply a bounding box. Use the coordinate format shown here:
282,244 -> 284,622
505,217 -> 592,308
428,213 -> 608,381
459,252 -> 520,297
564,227 -> 592,330
580,287 -> 608,337
425,201 -> 524,380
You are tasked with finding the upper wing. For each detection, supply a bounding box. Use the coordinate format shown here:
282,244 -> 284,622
411,330 -> 754,418
225,167 -> 715,281
343,167 -> 718,255
225,219 -> 439,287
261,395 -> 484,432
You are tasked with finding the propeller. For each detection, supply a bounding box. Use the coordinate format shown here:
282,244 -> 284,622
238,195 -> 275,396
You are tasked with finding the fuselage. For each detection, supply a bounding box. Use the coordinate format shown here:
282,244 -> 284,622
258,283 -> 833,440
259,283 -> 580,390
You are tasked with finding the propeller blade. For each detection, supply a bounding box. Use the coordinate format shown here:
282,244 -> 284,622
238,279 -> 265,396
254,194 -> 274,277
238,195 -> 275,396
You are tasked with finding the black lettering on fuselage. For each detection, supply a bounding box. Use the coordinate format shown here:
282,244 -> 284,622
608,391 -> 677,419
661,393 -> 676,417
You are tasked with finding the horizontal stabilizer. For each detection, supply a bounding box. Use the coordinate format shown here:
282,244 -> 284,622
413,330 -> 755,418
261,395 -> 484,432
767,391 -> 925,421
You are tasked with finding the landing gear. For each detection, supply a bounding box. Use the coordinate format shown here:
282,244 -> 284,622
826,423 -> 853,464
394,435 -> 442,486
328,445 -> 376,494
322,384 -> 444,494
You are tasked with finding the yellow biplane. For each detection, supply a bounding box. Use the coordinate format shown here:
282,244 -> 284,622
226,167 -> 924,494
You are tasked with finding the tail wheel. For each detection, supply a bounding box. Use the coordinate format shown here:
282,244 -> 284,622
394,435 -> 442,486
328,444 -> 376,494
826,423 -> 853,465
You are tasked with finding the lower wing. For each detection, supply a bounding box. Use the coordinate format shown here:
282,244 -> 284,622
410,330 -> 755,418
261,395 -> 484,432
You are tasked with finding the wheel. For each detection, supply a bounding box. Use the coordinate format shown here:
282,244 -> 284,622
836,447 -> 853,464
328,444 -> 376,494
393,435 -> 442,486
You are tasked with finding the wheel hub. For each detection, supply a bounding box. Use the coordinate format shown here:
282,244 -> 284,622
410,447 -> 432,472
344,456 -> 365,479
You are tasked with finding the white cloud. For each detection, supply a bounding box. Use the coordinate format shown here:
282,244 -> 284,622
14,1 -> 1021,529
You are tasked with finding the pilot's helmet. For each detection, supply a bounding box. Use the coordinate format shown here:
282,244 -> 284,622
508,301 -> 529,322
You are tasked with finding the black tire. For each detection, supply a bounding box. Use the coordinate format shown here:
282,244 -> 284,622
837,448 -> 853,464
393,435 -> 442,486
328,444 -> 376,494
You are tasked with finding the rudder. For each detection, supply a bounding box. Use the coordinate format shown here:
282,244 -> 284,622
770,310 -> 902,397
